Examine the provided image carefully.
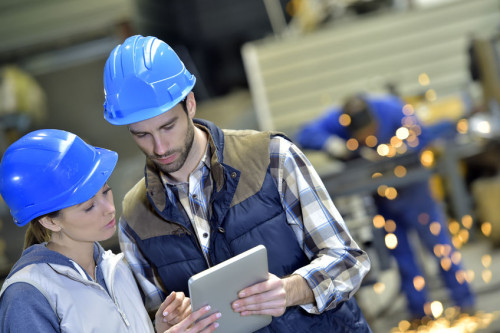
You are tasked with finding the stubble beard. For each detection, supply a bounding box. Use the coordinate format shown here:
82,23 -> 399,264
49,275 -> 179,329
153,120 -> 195,174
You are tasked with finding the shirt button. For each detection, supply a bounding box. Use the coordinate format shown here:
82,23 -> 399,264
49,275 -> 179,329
218,227 -> 225,233
230,172 -> 237,178
192,194 -> 197,199
203,232 -> 208,238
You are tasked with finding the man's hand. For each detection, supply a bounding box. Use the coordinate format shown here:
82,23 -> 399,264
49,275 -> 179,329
155,291 -> 191,332
231,273 -> 314,317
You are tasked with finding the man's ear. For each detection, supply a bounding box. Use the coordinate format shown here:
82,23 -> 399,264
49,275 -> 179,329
38,216 -> 62,232
186,92 -> 196,119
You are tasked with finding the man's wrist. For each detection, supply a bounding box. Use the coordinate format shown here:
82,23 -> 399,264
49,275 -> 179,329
283,274 -> 315,307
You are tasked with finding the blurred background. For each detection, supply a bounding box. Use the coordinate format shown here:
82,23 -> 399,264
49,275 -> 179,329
1,0 -> 500,331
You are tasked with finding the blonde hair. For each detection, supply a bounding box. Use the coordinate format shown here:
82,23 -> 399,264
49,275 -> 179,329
23,211 -> 60,250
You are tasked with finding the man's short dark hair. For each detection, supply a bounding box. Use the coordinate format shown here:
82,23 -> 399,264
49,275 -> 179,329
342,95 -> 375,135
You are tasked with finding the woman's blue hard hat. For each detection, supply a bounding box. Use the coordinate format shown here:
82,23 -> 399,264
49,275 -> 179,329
0,129 -> 118,226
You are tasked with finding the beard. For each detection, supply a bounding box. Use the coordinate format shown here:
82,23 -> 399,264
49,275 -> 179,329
151,119 -> 195,174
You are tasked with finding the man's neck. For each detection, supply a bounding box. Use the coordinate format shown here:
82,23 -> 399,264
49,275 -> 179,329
165,126 -> 208,183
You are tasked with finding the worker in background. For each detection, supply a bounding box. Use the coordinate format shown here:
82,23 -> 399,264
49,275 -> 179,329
295,93 -> 476,322
102,35 -> 372,332
0,129 -> 220,332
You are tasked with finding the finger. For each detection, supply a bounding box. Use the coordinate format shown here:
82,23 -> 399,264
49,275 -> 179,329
156,291 -> 176,319
240,306 -> 285,317
163,292 -> 186,319
168,297 -> 191,325
189,311 -> 221,332
236,298 -> 286,312
238,273 -> 281,298
232,287 -> 285,312
173,305 -> 213,331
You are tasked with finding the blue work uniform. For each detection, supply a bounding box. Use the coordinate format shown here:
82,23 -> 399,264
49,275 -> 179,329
296,94 -> 475,318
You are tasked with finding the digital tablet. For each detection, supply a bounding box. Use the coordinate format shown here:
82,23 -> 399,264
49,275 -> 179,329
188,245 -> 272,333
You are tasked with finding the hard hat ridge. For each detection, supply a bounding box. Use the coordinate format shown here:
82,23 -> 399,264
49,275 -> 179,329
103,35 -> 196,125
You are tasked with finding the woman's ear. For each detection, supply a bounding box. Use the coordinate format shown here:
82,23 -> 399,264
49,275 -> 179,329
38,216 -> 62,232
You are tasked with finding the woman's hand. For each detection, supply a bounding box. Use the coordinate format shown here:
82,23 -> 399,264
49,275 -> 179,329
165,305 -> 221,333
155,291 -> 191,332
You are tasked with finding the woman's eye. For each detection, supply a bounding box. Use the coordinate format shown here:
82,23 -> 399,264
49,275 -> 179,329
85,204 -> 95,212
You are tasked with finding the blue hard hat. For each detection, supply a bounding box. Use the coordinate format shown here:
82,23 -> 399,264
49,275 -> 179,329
0,129 -> 118,226
103,35 -> 196,125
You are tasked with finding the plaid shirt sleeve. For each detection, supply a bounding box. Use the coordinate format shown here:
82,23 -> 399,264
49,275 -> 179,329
269,136 -> 371,314
118,218 -> 166,312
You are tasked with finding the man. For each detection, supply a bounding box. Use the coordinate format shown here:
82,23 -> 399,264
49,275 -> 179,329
103,35 -> 372,332
296,94 -> 475,320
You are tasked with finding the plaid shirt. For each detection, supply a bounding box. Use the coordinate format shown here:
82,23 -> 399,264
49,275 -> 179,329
119,136 -> 371,313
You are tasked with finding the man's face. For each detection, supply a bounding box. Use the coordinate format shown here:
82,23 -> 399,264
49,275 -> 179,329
128,102 -> 195,175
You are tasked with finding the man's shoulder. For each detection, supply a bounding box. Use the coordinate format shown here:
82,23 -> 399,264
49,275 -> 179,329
122,177 -> 147,207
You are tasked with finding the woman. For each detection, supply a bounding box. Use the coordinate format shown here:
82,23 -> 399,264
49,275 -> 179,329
0,129 -> 220,332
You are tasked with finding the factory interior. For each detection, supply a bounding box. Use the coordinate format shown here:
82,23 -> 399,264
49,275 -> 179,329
1,0 -> 500,331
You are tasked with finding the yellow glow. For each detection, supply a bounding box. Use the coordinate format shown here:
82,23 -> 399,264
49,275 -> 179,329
385,187 -> 398,200
443,244 -> 451,256
377,185 -> 388,197
481,222 -> 492,237
421,150 -> 435,167
402,104 -> 415,116
373,282 -> 386,294
430,221 -> 442,236
377,144 -> 390,156
425,89 -> 437,102
481,254 -> 492,268
419,73 -> 431,86
430,301 -> 444,318
413,275 -> 426,291
457,119 -> 468,134
393,308 -> 500,332
397,320 -> 411,331
462,215 -> 473,229
449,221 -> 460,235
482,269 -> 492,283
458,229 -> 469,244
456,270 -> 466,284
451,251 -> 462,265
433,244 -> 443,257
396,143 -> 408,154
441,257 -> 452,271
346,138 -> 359,151
365,135 -> 377,147
396,127 -> 410,140
464,270 -> 475,283
385,219 -> 396,233
390,136 -> 403,148
372,172 -> 383,178
394,165 -> 407,178
339,113 -> 351,127
373,215 -> 386,228
386,145 -> 397,158
385,233 -> 398,249
452,235 -> 463,249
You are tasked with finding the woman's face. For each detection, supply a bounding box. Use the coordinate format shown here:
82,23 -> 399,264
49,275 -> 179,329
52,184 -> 116,244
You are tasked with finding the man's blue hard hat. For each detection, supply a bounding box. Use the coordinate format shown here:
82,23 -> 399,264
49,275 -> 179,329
103,35 -> 196,125
0,129 -> 118,226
